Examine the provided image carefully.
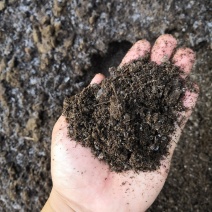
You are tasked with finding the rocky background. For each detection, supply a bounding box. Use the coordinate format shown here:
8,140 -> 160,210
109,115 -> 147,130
0,0 -> 211,211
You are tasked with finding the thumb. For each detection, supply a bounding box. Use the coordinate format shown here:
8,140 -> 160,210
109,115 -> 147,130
90,73 -> 105,85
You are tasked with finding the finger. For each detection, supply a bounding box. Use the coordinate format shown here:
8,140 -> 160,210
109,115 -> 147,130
119,39 -> 151,67
183,86 -> 199,110
178,89 -> 199,128
151,34 -> 177,64
168,88 -> 199,156
172,48 -> 196,78
90,73 -> 105,85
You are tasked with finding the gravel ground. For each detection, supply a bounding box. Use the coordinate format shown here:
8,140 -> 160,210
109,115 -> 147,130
0,0 -> 211,211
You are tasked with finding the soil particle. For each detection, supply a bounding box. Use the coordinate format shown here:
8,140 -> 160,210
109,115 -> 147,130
63,58 -> 197,172
199,152 -> 210,162
0,0 -> 6,11
53,0 -> 67,17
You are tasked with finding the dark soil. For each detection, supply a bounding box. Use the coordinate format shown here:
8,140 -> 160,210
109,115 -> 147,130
63,58 -> 195,172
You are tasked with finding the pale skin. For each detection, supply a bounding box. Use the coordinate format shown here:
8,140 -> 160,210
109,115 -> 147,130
42,34 -> 199,212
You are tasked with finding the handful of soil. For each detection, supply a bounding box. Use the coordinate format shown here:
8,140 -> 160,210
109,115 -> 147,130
63,58 -> 196,172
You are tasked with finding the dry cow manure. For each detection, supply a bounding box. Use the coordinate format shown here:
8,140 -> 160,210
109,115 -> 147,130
63,58 -> 197,172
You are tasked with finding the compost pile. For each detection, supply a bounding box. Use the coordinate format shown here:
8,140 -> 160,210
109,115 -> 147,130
63,58 -> 196,172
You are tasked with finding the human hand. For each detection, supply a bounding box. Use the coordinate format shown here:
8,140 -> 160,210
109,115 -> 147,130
42,34 -> 198,212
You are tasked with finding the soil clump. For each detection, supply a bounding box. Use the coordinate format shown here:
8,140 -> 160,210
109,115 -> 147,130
63,58 -> 196,172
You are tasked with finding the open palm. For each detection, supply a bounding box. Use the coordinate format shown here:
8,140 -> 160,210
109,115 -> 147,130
43,35 -> 198,212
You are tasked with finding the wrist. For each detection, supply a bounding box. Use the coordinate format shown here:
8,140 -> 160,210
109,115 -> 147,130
42,189 -> 75,212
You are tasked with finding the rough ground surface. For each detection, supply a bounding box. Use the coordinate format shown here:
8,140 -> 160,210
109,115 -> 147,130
0,0 -> 211,211
63,59 -> 194,172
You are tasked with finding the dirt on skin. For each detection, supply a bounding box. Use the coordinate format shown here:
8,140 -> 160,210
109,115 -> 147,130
63,58 -> 197,172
